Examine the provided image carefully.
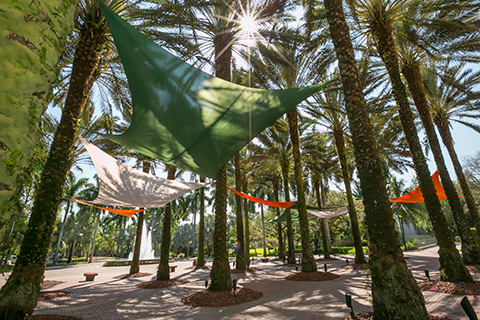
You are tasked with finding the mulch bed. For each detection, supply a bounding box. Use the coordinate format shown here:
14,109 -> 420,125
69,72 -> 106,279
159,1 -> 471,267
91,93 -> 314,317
340,312 -> 450,320
338,264 -> 369,270
25,315 -> 83,320
37,291 -> 70,301
112,272 -> 153,279
466,265 -> 480,273
135,279 -> 189,289
285,271 -> 340,281
230,268 -> 261,273
418,280 -> 480,295
181,287 -> 263,307
40,280 -> 65,288
315,257 -> 340,261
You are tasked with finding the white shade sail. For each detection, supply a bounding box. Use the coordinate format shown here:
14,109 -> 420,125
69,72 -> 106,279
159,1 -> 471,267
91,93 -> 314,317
81,138 -> 204,208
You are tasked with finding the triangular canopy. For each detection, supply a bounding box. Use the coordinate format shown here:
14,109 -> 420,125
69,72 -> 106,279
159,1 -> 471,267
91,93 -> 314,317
100,2 -> 330,178
81,138 -> 204,208
267,210 -> 299,224
390,171 -> 452,203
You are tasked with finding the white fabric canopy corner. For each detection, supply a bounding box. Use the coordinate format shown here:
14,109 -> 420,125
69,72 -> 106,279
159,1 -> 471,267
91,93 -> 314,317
81,138 -> 204,208
306,203 -> 363,219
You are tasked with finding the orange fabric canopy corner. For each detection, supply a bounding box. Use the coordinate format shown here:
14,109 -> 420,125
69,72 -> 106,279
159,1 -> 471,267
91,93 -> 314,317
227,187 -> 296,208
70,197 -> 147,218
390,171 -> 460,203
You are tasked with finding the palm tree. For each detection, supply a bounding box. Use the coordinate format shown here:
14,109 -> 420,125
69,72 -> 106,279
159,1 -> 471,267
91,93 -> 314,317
0,0 -> 78,245
301,128 -> 338,259
401,55 -> 480,265
197,176 -> 206,267
0,1 -> 131,316
355,0 -> 474,280
424,61 -> 480,234
304,87 -> 367,264
256,121 -> 296,264
323,0 -> 430,318
234,153 -> 247,269
157,165 -> 177,280
53,173 -> 91,265
129,160 -> 151,274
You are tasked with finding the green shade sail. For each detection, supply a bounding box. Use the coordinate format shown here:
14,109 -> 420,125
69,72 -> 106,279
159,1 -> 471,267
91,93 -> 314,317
100,2 -> 330,178
267,210 -> 299,224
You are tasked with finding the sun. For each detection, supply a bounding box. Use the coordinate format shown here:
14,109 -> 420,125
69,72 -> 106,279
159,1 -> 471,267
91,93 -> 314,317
240,15 -> 258,34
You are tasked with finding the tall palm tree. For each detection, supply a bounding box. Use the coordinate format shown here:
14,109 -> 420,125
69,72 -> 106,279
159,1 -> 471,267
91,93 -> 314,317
304,87 -> 366,264
355,0 -> 474,280
256,121 -> 296,264
129,161 -> 151,274
53,173 -> 91,265
157,165 -> 177,280
301,128 -> 338,259
234,153 -> 247,269
394,3 -> 480,263
0,1 -> 132,316
323,0 -> 430,318
197,176 -> 206,267
424,61 -> 480,234
0,0 -> 78,245
250,27 -> 335,271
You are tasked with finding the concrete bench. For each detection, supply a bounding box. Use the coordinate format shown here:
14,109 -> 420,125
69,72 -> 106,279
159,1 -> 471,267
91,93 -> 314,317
169,265 -> 177,272
83,272 -> 98,281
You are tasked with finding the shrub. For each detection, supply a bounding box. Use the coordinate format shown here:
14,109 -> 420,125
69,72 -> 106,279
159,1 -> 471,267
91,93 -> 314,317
404,240 -> 417,251
177,253 -> 185,258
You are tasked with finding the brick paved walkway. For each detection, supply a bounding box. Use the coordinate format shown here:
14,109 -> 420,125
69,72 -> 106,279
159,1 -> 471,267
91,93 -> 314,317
2,246 -> 479,319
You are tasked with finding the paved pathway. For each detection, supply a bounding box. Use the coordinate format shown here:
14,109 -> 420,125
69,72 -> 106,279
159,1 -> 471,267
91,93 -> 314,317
2,246 -> 479,319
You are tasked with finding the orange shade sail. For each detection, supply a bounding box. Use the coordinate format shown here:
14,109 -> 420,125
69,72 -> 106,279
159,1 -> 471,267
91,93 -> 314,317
70,197 -> 147,218
227,187 -> 296,208
390,171 -> 459,203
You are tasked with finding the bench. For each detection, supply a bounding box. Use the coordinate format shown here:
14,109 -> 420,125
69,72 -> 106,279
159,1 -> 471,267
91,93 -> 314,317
169,265 -> 177,272
83,272 -> 98,281
260,257 -> 269,262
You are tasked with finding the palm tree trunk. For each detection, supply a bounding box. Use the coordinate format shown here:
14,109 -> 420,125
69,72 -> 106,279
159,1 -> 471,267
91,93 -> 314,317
89,209 -> 100,263
67,237 -> 76,264
129,211 -> 144,274
272,180 -> 286,261
242,184 -> 250,261
0,14 -> 105,318
435,122 -> 480,235
234,154 -> 246,269
402,63 -> 480,265
333,129 -> 366,264
208,11 -> 233,291
315,181 -> 330,259
197,176 -> 206,267
0,0 -> 78,247
324,0 -> 431,318
286,107 -> 316,272
209,165 -> 232,291
54,202 -> 71,266
130,162 -> 151,274
368,13 -> 472,283
319,181 -> 333,256
281,161 -> 296,264
157,166 -> 176,281
260,204 -> 267,257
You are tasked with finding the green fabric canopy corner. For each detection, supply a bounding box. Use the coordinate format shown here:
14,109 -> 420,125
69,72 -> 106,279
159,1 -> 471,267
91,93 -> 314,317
267,211 -> 299,224
100,2 -> 330,178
